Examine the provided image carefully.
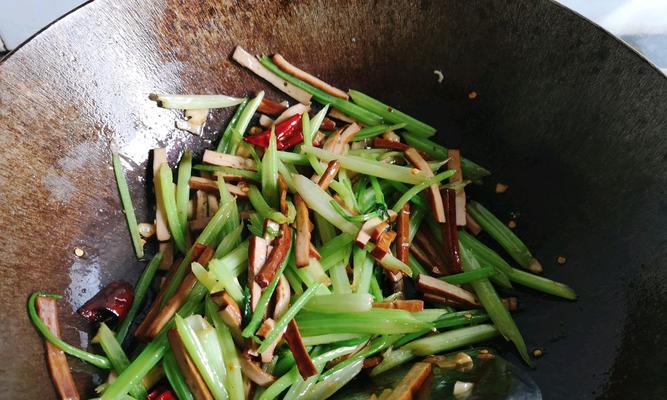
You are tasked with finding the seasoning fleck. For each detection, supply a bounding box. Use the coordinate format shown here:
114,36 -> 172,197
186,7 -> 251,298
508,220 -> 517,229
434,70 -> 444,83
468,91 -> 478,100
464,312 -> 473,320
411,168 -> 420,176
532,348 -> 544,358
74,248 -> 85,257
495,183 -> 509,193
557,256 -> 567,265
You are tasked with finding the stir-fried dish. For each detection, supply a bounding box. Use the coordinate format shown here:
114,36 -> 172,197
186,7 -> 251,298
28,46 -> 576,400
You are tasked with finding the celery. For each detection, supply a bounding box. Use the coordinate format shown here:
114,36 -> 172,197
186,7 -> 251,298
440,266 -> 495,285
175,315 -> 229,399
259,57 -> 384,126
303,293 -> 373,313
175,150 -> 192,230
348,90 -> 435,138
460,247 -> 530,364
218,98 -> 249,152
262,130 -> 279,207
158,163 -> 187,253
303,145 -> 430,184
112,151 -> 144,259
93,323 -> 147,400
301,333 -> 366,346
194,164 -> 260,181
296,309 -> 431,336
292,175 -> 359,235
391,169 -> 456,211
352,123 -> 407,141
229,91 -> 264,154
247,185 -> 287,224
116,251 -> 163,344
163,350 -> 195,400
28,293 -> 111,369
214,224 -> 244,259
153,94 -> 244,109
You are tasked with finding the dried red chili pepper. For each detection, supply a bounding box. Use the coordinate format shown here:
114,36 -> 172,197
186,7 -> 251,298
77,281 -> 133,323
244,114 -> 303,150
147,388 -> 176,400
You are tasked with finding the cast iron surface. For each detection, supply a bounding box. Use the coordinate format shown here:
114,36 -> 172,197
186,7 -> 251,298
0,0 -> 665,398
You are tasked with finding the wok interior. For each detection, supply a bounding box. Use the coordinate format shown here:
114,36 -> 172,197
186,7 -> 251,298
0,0 -> 665,398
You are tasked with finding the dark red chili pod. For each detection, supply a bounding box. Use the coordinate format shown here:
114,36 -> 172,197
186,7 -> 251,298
77,281 -> 134,323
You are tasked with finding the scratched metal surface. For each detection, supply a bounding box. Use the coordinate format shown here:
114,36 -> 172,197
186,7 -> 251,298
0,0 -> 665,399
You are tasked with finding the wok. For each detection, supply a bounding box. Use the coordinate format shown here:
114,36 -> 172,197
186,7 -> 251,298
0,0 -> 665,398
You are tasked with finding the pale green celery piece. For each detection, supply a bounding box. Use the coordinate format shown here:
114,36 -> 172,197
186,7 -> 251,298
176,150 -> 192,230
371,324 -> 499,376
460,247 -> 531,364
440,266 -> 496,285
153,94 -> 244,109
352,123 -> 407,141
111,151 -> 144,259
277,158 -> 297,192
296,309 -> 431,336
248,185 -> 287,224
330,262 -> 352,294
261,129 -> 279,208
211,239 -> 249,277
160,202 -> 233,307
284,268 -> 304,296
277,151 -> 311,165
353,247 -> 374,294
192,262 -> 220,293
467,201 -> 538,271
229,91 -> 264,154
92,323 -> 147,399
175,315 -> 229,400
205,297 -> 245,400
217,98 -> 249,153
348,90 -> 435,138
412,309 -> 450,322
217,178 -> 241,244
294,258 -> 333,293
258,283 -> 323,353
302,146 -> 430,184
158,163 -> 187,253
259,368 -> 298,400
194,164 -> 260,181
315,212 -> 337,243
303,293 -> 373,313
116,251 -> 163,344
301,333 -> 367,346
207,258 -> 246,303
100,333 -> 169,399
391,169 -> 456,212
292,174 -> 360,235
375,251 -> 413,276
163,350 -> 194,400
407,254 -> 428,276
214,224 -> 244,259
258,56 -> 383,126
286,200 -> 297,224
369,273 -> 383,301
302,359 -> 363,400
28,293 -> 111,369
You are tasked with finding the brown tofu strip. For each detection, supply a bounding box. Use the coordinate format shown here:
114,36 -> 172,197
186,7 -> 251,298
465,211 -> 483,236
440,189 -> 463,273
272,54 -> 349,100
317,160 -> 341,190
370,230 -> 397,260
363,356 -> 383,369
404,148 -> 446,223
385,362 -> 433,400
168,329 -> 214,400
135,245 -> 207,339
257,319 -> 282,363
416,275 -> 479,307
284,320 -> 318,379
256,225 -> 292,288
153,148 -> 171,241
409,242 -> 446,276
395,204 -> 411,264
308,242 -> 322,261
202,149 -> 257,171
320,117 -> 336,131
35,296 -> 80,400
158,241 -> 174,270
258,97 -> 289,116
219,305 -> 244,345
189,217 -> 212,233
248,236 -> 271,310
141,246 -> 214,339
373,299 -> 424,312
240,350 -> 276,387
189,176 -> 248,198
372,138 -> 410,152
273,275 -> 291,319
447,149 -> 467,226
195,190 -> 208,220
